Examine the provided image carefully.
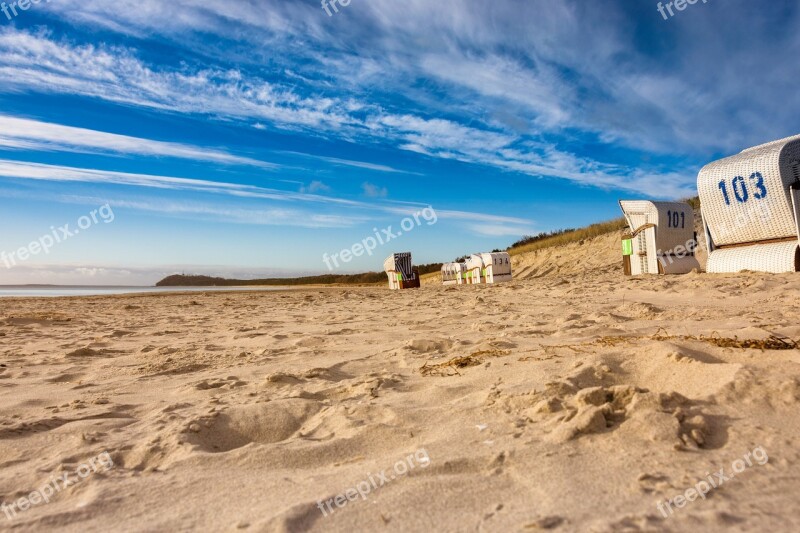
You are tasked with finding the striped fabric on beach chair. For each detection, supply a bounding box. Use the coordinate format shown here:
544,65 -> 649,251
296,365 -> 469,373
619,200 -> 700,275
698,135 -> 800,273
384,252 -> 421,290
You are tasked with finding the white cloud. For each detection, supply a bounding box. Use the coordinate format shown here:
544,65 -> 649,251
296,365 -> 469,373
0,159 -> 365,207
466,223 -> 536,237
0,115 -> 277,168
283,151 -> 413,174
362,182 -> 388,198
0,160 -> 540,229
17,0 -> 800,159
299,180 -> 331,194
0,27 -> 698,196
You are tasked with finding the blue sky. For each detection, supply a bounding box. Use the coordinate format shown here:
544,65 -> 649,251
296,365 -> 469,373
0,0 -> 798,284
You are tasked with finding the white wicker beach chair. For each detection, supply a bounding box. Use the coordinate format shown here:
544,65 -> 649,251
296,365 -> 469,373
384,252 -> 421,290
477,252 -> 513,283
441,262 -> 466,286
619,200 -> 700,275
698,135 -> 800,273
464,254 -> 485,284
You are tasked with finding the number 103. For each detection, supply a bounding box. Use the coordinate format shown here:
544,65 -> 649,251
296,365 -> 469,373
718,172 -> 767,205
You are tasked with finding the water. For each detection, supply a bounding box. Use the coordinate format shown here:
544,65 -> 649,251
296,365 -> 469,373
0,286 -> 298,298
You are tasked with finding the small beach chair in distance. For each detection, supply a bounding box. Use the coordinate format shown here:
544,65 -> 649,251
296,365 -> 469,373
441,262 -> 466,286
465,254 -> 486,284
698,134 -> 800,273
619,200 -> 700,275
477,252 -> 513,283
383,252 -> 421,290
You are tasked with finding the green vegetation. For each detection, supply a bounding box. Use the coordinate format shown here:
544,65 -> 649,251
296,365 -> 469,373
508,229 -> 577,250
507,218 -> 627,257
505,196 -> 700,257
416,263 -> 444,275
685,197 -> 701,210
157,265 -> 444,287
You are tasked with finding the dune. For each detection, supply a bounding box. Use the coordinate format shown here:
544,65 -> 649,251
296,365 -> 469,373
1,222 -> 799,532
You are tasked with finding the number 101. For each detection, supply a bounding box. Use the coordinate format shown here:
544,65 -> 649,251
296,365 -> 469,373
666,210 -> 685,229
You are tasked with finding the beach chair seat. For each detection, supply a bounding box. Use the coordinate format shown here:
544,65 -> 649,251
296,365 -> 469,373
619,200 -> 700,275
698,135 -> 800,273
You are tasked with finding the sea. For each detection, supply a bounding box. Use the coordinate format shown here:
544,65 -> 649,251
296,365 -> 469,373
0,286 -> 297,298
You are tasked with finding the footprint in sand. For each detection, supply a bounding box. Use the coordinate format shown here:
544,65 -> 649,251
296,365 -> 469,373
185,399 -> 322,452
406,338 -> 454,354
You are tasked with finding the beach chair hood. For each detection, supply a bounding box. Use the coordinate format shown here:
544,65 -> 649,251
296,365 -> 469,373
697,134 -> 800,273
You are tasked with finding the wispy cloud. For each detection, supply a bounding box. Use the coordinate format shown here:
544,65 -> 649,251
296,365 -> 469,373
0,27 -> 698,196
299,180 -> 331,194
0,159 -> 363,206
361,181 -> 388,198
0,115 -> 278,168
0,159 -> 535,230
282,151 -> 414,174
108,198 -> 366,228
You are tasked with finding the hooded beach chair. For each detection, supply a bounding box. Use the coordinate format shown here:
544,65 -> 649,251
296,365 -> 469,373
698,135 -> 800,273
384,252 -> 421,290
441,262 -> 466,286
477,252 -> 513,283
619,200 -> 701,275
464,254 -> 485,284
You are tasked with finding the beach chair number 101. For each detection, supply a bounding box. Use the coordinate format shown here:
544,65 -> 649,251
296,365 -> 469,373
666,210 -> 686,229
718,172 -> 768,205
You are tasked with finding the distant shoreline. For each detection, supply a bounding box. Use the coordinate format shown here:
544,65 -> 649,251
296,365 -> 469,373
0,286 -> 343,299
156,273 -> 387,287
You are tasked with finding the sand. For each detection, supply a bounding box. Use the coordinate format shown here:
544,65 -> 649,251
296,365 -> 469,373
2,238 -> 800,531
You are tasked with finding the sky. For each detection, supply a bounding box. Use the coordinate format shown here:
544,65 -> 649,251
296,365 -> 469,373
0,0 -> 799,285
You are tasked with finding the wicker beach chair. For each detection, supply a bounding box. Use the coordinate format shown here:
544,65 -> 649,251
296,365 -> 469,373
619,200 -> 700,275
464,254 -> 485,284
698,135 -> 800,273
441,262 -> 466,286
383,252 -> 421,290
477,252 -> 513,283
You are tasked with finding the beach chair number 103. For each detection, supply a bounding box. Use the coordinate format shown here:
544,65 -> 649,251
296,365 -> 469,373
666,210 -> 686,229
718,172 -> 768,206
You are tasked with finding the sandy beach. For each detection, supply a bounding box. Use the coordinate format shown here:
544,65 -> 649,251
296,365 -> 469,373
4,1 -> 800,531
2,240 -> 800,531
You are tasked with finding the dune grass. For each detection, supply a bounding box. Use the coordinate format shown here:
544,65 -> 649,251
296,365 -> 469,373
507,196 -> 700,257
507,217 -> 627,257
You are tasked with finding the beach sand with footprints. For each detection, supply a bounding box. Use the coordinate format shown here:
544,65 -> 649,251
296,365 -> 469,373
2,231 -> 800,531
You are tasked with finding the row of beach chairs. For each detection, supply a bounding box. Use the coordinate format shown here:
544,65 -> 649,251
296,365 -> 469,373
385,134 -> 800,289
383,252 -> 513,290
441,252 -> 513,285
621,134 -> 800,275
